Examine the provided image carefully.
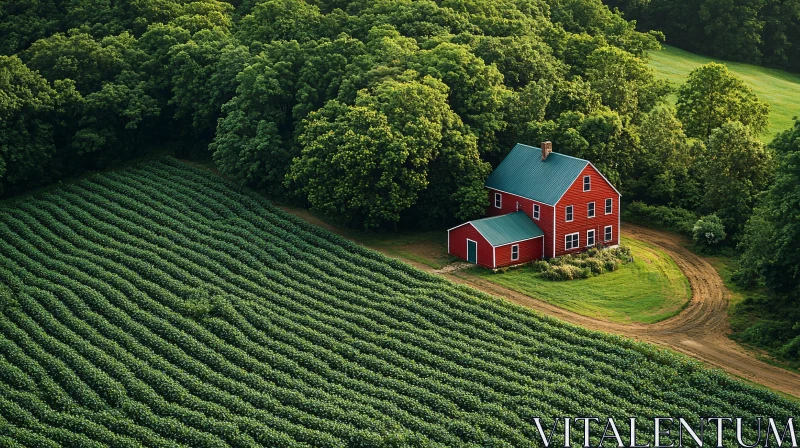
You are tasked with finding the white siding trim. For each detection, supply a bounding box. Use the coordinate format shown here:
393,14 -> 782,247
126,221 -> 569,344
552,210 -> 556,258
449,222 -> 545,249
497,235 -> 544,247
450,223 -> 494,252
618,193 -> 621,242
588,162 -> 622,197
487,186 -> 557,207
467,238 -> 478,264
446,221 -> 470,232
447,222 -> 488,242
553,162 -> 621,206
553,164 -> 590,206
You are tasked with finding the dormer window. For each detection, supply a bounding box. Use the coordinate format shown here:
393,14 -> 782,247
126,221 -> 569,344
583,175 -> 591,191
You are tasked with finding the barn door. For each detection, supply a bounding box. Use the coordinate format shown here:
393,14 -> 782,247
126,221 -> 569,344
467,239 -> 477,264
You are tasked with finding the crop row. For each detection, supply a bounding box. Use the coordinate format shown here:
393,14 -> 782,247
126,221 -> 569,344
0,159 -> 797,447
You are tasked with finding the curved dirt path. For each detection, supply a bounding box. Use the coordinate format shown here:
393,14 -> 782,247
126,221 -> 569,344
279,205 -> 800,398
445,224 -> 800,398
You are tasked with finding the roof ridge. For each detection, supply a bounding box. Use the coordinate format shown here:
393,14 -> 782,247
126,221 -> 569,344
514,143 -> 590,164
469,210 -> 525,224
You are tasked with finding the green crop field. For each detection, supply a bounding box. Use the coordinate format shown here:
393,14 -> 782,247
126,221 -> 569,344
0,159 -> 797,446
462,236 -> 691,324
650,45 -> 800,141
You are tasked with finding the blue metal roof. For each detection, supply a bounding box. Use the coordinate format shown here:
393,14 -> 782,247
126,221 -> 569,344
469,211 -> 544,247
485,143 -> 589,205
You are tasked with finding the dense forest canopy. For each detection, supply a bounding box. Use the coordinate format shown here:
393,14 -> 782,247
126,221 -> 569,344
604,0 -> 800,72
1,0 -> 798,375
2,0 -> 776,231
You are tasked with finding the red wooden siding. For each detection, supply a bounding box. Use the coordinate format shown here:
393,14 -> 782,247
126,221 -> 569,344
448,223 -> 495,268
486,188 -> 555,258
494,237 -> 543,268
554,164 -> 620,257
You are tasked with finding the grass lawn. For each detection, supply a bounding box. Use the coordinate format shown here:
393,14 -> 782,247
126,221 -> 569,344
272,204 -> 458,269
704,255 -> 763,310
649,44 -> 800,142
462,236 -> 691,324
705,256 -> 800,372
346,229 -> 457,269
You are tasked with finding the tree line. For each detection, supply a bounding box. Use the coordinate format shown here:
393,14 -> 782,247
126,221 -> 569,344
1,0 -> 777,232
603,0 -> 800,71
1,0 -> 796,372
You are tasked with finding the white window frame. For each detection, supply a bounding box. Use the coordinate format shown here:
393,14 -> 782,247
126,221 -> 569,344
494,192 -> 502,209
587,229 -> 595,247
605,198 -> 613,215
604,225 -> 613,242
533,204 -> 540,220
511,244 -> 519,261
587,202 -> 595,218
565,205 -> 574,222
583,175 -> 591,191
565,232 -> 579,250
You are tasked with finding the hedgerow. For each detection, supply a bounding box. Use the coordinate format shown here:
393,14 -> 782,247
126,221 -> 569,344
0,158 -> 796,446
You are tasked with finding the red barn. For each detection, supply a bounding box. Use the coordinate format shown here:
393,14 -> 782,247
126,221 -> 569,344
448,142 -> 620,268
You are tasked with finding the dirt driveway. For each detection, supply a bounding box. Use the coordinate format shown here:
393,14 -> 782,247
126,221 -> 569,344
447,224 -> 800,397
282,207 -> 800,398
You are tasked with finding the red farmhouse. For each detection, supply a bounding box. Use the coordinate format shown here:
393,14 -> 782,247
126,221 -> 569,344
448,142 -> 620,269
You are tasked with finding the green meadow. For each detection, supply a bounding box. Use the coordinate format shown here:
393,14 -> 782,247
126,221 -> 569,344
650,45 -> 800,141
466,236 -> 691,324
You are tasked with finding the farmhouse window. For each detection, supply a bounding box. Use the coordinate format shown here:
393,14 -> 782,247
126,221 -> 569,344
494,193 -> 502,208
605,198 -> 613,215
511,244 -> 519,261
583,176 -> 591,191
565,233 -> 579,250
533,204 -> 540,220
587,202 -> 595,218
587,230 -> 595,247
565,205 -> 573,222
605,225 -> 613,242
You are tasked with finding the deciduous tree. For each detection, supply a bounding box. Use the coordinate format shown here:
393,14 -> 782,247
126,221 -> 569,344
738,118 -> 800,296
676,62 -> 770,139
700,121 -> 773,238
0,55 -> 58,194
288,75 -> 488,228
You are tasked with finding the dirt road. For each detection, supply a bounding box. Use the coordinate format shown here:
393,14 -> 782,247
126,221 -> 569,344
446,224 -> 800,397
282,207 -> 800,398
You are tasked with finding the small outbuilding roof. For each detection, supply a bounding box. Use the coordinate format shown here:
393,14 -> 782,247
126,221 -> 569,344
485,143 -> 590,205
466,211 -> 544,247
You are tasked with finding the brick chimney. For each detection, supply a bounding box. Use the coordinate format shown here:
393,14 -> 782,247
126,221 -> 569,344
541,141 -> 552,161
